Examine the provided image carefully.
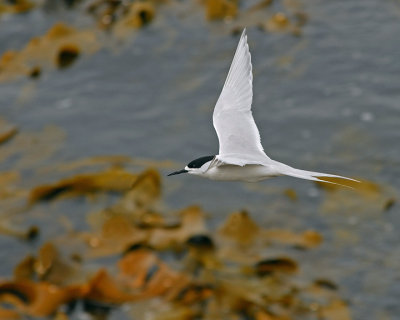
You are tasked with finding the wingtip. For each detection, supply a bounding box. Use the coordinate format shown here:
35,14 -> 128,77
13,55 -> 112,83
240,28 -> 249,49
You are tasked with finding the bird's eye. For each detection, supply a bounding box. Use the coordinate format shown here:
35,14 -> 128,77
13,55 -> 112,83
188,156 -> 214,169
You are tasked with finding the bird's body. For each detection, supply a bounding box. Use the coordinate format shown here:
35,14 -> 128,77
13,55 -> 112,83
168,30 -> 356,186
201,161 -> 278,182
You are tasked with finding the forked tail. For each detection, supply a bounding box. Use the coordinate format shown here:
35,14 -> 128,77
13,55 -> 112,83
274,162 -> 359,188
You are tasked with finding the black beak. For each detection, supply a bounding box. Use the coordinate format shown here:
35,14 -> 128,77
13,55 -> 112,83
167,169 -> 188,176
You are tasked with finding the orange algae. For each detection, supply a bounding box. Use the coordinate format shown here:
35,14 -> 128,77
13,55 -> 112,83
0,118 -> 18,145
120,2 -> 156,28
0,175 -> 352,319
0,23 -> 99,82
205,0 -> 238,20
0,0 -> 34,15
265,12 -> 291,31
0,0 -> 311,83
248,0 -> 273,12
283,188 -> 297,201
28,167 -> 141,203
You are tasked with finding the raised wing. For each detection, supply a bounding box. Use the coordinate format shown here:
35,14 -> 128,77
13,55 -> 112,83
213,29 -> 270,166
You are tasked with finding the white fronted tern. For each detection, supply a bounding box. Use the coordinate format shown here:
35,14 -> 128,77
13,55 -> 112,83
168,29 -> 357,186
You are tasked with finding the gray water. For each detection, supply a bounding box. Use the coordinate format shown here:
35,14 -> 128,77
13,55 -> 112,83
1,0 -> 400,319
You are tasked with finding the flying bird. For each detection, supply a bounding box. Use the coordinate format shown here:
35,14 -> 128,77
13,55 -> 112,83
168,29 -> 356,185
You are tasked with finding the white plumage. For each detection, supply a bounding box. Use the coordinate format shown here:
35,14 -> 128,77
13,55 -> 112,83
168,29 -> 357,186
213,30 -> 268,166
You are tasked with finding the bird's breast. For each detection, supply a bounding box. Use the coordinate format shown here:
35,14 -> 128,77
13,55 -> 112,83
204,164 -> 278,182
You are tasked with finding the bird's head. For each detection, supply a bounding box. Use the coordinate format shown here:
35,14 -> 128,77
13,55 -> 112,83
168,155 -> 215,177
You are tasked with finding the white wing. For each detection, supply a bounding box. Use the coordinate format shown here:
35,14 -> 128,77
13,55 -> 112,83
213,29 -> 270,166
